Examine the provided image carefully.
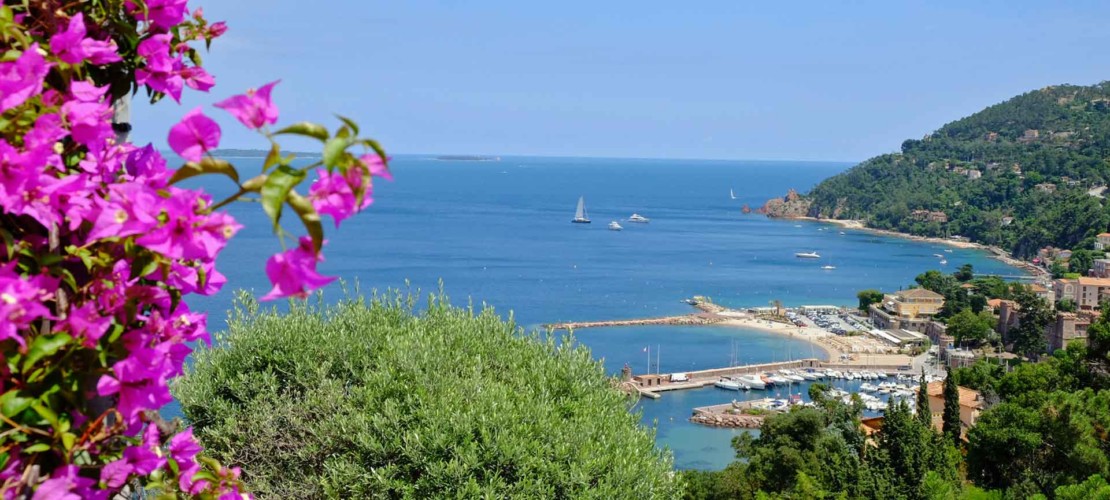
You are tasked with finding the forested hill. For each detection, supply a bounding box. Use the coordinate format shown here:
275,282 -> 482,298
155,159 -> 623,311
790,81 -> 1110,258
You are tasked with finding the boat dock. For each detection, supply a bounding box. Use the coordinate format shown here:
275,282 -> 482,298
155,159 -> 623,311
634,358 -> 914,398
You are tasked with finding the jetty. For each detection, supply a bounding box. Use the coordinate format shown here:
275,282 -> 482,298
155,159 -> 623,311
633,358 -> 915,398
690,400 -> 777,429
546,312 -> 724,330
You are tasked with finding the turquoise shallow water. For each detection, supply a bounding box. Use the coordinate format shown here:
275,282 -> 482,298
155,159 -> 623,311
182,155 -> 1022,470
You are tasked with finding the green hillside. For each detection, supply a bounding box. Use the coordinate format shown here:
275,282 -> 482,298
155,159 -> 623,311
802,81 -> 1110,258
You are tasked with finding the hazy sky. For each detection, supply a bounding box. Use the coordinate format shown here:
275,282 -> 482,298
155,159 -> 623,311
131,0 -> 1110,162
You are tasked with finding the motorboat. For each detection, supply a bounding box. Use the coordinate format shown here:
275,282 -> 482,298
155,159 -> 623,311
715,378 -> 742,391
571,196 -> 591,223
779,370 -> 805,382
795,251 -> 821,259
933,253 -> 944,258
627,213 -> 650,223
608,221 -> 623,231
738,374 -> 767,390
939,259 -> 948,265
799,371 -> 819,381
768,374 -> 790,385
860,383 -> 879,392
821,265 -> 836,270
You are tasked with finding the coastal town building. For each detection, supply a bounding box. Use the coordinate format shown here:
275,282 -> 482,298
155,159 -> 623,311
1094,259 -> 1110,279
1029,283 -> 1055,304
1054,278 -> 1078,303
966,169 -> 982,180
925,321 -> 954,355
1035,182 -> 1057,194
922,382 -> 984,439
1078,277 -> 1110,310
909,210 -> 949,223
1096,232 -> 1110,251
869,288 -> 945,334
1001,216 -> 1014,226
1045,311 -> 1091,353
997,300 -> 1021,342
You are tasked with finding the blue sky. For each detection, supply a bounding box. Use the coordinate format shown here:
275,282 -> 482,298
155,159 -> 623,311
131,0 -> 1110,161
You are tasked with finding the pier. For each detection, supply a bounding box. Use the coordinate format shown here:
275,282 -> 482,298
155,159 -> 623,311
546,312 -> 725,330
634,358 -> 914,398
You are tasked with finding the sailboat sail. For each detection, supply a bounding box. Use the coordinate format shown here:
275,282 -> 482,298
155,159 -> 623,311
572,196 -> 591,223
730,188 -> 736,200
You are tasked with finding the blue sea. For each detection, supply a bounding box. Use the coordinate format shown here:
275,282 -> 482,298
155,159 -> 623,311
183,155 -> 1022,470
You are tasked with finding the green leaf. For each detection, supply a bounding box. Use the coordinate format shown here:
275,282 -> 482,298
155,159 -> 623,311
30,403 -> 60,432
274,122 -> 329,141
286,191 -> 325,253
337,115 -> 360,136
323,138 -> 350,168
22,333 -> 72,374
260,166 -> 306,230
61,432 -> 76,452
0,390 -> 32,417
359,138 -> 389,165
23,443 -> 50,454
263,141 -> 282,172
169,157 -> 240,186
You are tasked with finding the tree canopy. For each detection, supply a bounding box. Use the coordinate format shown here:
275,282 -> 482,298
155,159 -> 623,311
175,291 -> 681,498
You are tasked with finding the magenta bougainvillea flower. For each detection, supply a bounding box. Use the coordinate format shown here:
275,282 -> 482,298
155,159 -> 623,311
134,34 -> 185,101
261,236 -> 337,301
49,13 -> 122,65
360,153 -> 393,181
168,107 -> 221,162
0,264 -> 56,350
309,166 -> 368,227
126,0 -> 189,30
0,44 -> 51,112
214,80 -> 280,130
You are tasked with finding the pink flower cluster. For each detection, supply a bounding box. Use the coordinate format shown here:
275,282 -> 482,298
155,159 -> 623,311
0,3 -> 259,499
2,0 -> 392,496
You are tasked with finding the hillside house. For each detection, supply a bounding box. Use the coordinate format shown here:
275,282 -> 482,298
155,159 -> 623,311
1096,233 -> 1110,251
921,382 -> 985,440
1046,311 -> 1091,353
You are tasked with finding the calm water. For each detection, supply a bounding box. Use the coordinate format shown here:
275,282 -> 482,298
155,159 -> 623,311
182,155 -> 1021,470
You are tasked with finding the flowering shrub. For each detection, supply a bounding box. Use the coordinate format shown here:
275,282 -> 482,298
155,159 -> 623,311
0,1 -> 388,497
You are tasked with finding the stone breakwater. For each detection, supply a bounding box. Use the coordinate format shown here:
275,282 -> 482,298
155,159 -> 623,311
545,313 -> 724,331
689,413 -> 765,429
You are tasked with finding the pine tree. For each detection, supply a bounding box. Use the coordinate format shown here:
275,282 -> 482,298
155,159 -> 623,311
942,368 -> 962,446
916,369 -> 933,430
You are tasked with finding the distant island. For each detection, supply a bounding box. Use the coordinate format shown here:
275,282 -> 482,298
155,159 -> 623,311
764,81 -> 1110,260
210,148 -> 321,158
436,155 -> 501,162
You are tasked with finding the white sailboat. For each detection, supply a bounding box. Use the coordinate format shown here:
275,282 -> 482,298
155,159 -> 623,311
730,188 -> 736,200
571,196 -> 591,224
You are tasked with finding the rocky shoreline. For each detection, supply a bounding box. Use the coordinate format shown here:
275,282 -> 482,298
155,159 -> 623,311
690,413 -> 766,429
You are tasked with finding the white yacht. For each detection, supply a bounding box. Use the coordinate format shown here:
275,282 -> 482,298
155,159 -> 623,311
822,265 -> 836,270
799,371 -> 819,381
608,221 -> 623,231
714,378 -> 742,391
860,383 -> 879,392
627,213 -> 650,223
738,374 -> 767,390
939,259 -> 948,265
795,251 -> 821,259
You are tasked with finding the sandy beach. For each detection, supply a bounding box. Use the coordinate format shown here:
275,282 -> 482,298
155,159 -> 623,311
716,316 -> 834,360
